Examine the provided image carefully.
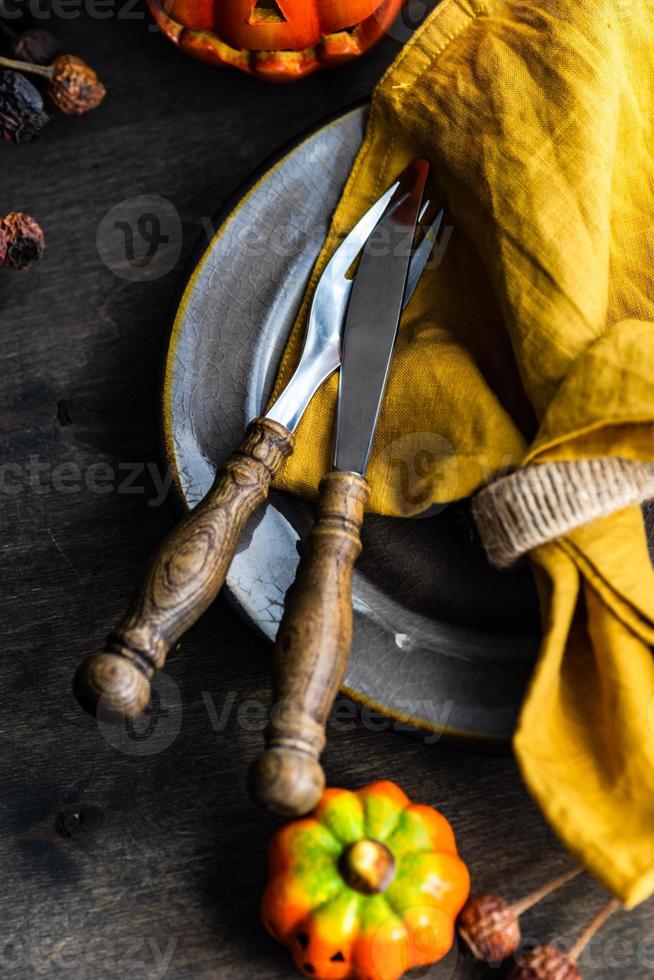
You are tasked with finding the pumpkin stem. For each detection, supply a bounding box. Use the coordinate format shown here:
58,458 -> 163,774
340,839 -> 396,895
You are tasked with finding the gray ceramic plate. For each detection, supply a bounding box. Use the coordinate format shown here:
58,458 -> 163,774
161,105 -> 542,743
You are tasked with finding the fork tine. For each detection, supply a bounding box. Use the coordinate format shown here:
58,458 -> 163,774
403,207 -> 445,308
325,180 -> 401,281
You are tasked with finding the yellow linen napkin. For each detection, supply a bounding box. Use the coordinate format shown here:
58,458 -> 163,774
270,0 -> 654,906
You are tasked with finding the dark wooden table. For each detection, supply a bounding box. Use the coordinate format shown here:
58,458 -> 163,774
1,9 -> 651,979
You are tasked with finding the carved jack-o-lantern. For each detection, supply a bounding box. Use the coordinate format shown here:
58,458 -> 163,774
147,0 -> 407,81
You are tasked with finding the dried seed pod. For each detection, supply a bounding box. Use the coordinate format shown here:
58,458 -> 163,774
507,897 -> 620,980
457,868 -> 582,966
0,212 -> 45,269
10,29 -> 60,66
0,54 -> 105,116
48,54 -> 105,115
507,945 -> 580,980
0,69 -> 49,142
458,893 -> 521,964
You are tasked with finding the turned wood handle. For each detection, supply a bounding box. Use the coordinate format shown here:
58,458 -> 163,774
249,470 -> 369,816
74,418 -> 294,723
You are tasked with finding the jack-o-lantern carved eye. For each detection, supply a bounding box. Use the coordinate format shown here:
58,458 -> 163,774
250,0 -> 286,23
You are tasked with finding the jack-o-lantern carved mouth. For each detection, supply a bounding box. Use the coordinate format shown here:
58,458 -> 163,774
147,0 -> 407,81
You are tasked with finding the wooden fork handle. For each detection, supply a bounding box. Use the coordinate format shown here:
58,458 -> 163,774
249,470 -> 369,817
73,417 -> 294,723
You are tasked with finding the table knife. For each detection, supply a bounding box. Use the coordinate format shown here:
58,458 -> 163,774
73,170 -> 436,723
250,159 -> 432,816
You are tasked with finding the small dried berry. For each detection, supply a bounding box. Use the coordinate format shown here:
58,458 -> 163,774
0,212 -> 45,269
10,29 -> 60,66
458,893 -> 521,963
0,70 -> 49,143
507,946 -> 580,980
48,55 -> 105,115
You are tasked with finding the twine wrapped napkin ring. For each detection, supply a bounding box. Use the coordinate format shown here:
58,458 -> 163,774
473,458 -> 654,570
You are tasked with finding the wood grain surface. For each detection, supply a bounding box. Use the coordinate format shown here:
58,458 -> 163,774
0,7 -> 652,980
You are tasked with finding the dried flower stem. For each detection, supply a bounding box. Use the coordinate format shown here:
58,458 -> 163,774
512,867 -> 583,918
457,867 -> 584,966
568,898 -> 620,964
0,55 -> 53,80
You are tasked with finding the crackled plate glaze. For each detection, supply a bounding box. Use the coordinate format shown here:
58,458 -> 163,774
161,106 -> 542,742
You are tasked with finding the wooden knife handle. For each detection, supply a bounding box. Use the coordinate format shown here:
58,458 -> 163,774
249,470 -> 369,816
73,417 -> 294,723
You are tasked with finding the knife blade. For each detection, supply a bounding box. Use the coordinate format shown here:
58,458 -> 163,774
250,161 -> 433,817
335,158 -> 430,475
73,175 -> 432,724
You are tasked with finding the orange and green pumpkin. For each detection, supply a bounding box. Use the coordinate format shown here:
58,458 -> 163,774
262,781 -> 470,979
147,0 -> 407,81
